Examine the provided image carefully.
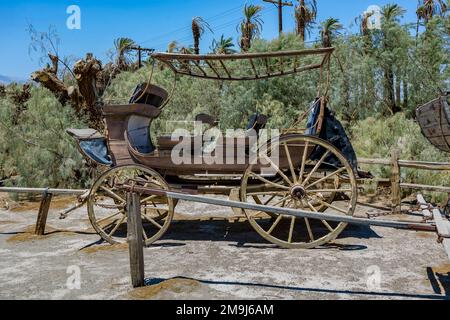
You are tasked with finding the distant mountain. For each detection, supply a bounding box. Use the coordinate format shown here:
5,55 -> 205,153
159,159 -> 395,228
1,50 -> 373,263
0,75 -> 27,85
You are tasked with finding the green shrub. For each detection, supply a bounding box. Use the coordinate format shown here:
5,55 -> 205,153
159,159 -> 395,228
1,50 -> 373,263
0,86 -> 90,190
351,113 -> 450,203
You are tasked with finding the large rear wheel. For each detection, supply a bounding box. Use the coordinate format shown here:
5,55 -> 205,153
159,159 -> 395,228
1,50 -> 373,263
240,135 -> 357,249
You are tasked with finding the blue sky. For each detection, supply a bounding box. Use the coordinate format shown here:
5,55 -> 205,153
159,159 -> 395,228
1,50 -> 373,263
0,0 -> 419,79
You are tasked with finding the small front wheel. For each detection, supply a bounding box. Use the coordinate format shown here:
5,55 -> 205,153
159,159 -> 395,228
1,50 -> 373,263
87,165 -> 174,246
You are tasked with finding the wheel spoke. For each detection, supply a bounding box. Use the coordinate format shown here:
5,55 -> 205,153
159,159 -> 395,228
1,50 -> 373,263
302,150 -> 331,187
321,220 -> 335,232
248,195 -> 291,218
142,206 -> 169,214
270,195 -> 292,208
308,196 -> 349,214
142,229 -> 149,241
288,216 -> 296,243
96,210 -> 124,224
302,199 -> 335,233
267,215 -> 283,235
100,186 -> 125,203
264,194 -> 278,205
304,218 -> 315,241
142,212 -> 163,229
107,214 -> 127,237
140,195 -> 159,204
143,175 -> 163,187
247,191 -> 287,197
298,141 -> 310,184
147,201 -> 169,216
248,172 -> 290,190
98,218 -> 118,230
283,142 -> 297,184
307,188 -> 351,193
260,153 -> 293,186
305,167 -> 346,190
93,202 -> 125,209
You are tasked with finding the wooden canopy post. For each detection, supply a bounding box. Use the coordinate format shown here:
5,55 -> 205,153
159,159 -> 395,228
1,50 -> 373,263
127,192 -> 145,288
35,190 -> 53,236
390,149 -> 401,213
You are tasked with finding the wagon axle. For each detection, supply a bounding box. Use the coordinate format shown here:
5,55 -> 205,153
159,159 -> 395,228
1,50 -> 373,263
290,185 -> 307,200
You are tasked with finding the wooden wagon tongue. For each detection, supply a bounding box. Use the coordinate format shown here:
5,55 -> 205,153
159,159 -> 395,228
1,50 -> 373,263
116,181 -> 435,232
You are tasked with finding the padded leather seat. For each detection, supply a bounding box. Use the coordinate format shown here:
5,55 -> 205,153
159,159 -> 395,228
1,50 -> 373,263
67,128 -> 112,165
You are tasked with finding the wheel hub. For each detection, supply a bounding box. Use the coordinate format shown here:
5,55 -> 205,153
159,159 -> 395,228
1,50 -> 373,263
290,185 -> 307,200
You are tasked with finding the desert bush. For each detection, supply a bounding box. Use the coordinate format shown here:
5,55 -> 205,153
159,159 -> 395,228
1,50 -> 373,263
351,113 -> 450,202
0,86 -> 90,190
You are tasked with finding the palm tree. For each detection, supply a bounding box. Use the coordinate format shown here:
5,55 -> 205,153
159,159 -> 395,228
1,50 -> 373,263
355,11 -> 375,52
114,37 -> 135,69
167,41 -> 179,53
381,3 -> 406,24
210,35 -> 236,54
192,17 -> 212,55
239,4 -> 264,52
417,0 -> 448,23
356,11 -> 374,36
416,0 -> 448,36
380,4 -> 406,115
295,0 -> 317,42
320,18 -> 343,48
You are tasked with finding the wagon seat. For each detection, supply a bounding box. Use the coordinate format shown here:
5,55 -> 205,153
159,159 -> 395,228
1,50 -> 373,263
157,112 -> 268,156
103,83 -> 168,166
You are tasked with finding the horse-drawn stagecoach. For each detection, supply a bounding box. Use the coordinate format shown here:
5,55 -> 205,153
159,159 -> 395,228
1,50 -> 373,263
67,47 -> 448,250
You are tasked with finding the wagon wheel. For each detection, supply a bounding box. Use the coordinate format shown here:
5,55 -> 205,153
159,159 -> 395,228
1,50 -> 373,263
87,165 -> 174,246
240,134 -> 357,249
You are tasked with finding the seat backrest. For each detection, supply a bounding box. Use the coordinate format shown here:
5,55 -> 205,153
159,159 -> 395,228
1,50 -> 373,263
129,83 -> 168,107
126,115 -> 155,154
246,113 -> 268,135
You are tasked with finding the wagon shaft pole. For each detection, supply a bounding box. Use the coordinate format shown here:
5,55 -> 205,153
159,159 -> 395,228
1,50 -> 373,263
127,192 -> 145,288
118,184 -> 436,232
35,190 -> 53,236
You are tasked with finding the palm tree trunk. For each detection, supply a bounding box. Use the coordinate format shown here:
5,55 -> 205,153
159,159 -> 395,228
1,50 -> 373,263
385,66 -> 399,114
194,38 -> 200,55
403,79 -> 408,110
395,71 -> 401,109
297,0 -> 306,41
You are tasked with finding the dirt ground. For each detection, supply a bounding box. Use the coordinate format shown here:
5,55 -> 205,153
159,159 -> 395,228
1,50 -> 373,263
0,194 -> 449,300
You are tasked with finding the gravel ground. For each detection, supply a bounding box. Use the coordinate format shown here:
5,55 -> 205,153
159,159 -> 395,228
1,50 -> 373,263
0,195 -> 449,300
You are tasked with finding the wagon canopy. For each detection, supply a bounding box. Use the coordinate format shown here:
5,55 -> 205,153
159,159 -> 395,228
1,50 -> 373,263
151,47 -> 334,81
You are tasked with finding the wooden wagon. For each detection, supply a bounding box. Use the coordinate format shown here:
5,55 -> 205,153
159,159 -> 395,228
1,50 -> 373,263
68,48 -> 366,249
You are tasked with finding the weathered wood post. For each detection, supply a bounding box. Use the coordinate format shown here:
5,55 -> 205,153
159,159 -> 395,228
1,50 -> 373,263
127,192 -> 145,288
35,189 -> 53,235
390,149 -> 401,213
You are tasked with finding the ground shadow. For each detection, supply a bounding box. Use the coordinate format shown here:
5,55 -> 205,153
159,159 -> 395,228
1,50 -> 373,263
0,229 -> 96,237
427,267 -> 450,297
160,218 -> 378,250
142,276 -> 449,300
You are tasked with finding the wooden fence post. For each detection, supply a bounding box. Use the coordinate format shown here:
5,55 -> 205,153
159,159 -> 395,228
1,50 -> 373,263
35,190 -> 53,235
390,149 -> 401,213
127,192 -> 145,288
